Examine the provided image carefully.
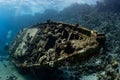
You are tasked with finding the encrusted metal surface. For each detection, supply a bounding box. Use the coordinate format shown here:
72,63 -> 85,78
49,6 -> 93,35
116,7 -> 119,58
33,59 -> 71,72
9,20 -> 106,69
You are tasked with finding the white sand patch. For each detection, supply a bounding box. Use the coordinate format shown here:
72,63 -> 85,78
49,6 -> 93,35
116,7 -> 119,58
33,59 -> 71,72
0,60 -> 29,80
80,74 -> 98,80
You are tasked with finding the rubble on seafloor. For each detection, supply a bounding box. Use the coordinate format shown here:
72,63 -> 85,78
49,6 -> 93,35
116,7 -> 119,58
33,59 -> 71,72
62,50 -> 120,80
6,74 -> 17,80
0,56 -> 32,80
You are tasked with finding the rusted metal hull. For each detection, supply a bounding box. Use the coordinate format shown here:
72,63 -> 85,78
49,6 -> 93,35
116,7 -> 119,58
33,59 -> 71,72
9,20 -> 106,70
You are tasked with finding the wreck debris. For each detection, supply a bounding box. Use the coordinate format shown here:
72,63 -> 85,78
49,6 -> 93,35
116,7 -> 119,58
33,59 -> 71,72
6,74 -> 17,80
97,59 -> 120,80
9,20 -> 106,70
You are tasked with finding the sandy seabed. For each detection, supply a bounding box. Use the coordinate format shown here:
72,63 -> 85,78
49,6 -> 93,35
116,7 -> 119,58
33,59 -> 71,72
0,56 -> 98,80
0,56 -> 29,80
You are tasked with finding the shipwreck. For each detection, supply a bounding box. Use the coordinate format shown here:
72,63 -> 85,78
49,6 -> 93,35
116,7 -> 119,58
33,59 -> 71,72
9,20 -> 106,70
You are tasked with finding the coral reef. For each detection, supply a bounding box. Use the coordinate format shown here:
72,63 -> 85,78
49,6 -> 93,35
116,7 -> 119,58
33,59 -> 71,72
57,12 -> 120,80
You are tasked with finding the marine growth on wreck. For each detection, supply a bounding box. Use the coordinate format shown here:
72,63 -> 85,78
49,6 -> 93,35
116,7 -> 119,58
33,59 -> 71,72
9,20 -> 106,70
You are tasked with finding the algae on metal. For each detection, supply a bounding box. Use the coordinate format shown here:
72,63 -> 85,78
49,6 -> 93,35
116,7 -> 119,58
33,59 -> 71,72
9,20 -> 106,70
